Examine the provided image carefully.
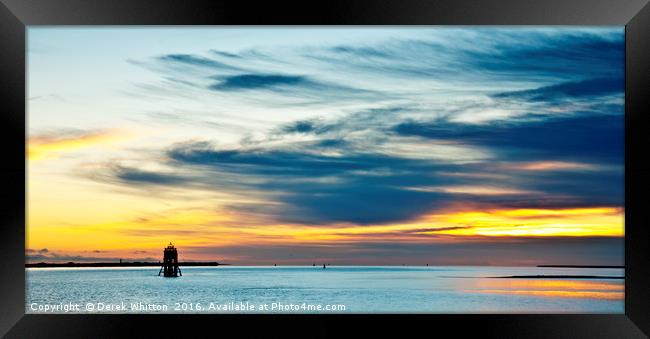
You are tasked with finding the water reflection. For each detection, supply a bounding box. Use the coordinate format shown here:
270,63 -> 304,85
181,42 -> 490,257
467,279 -> 623,300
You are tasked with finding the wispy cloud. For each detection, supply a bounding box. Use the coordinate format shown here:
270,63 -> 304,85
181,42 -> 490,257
209,74 -> 310,91
393,114 -> 623,164
493,77 -> 623,103
157,53 -> 243,72
93,29 -> 624,227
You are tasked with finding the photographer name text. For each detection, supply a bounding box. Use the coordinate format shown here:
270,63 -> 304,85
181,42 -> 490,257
29,301 -> 346,313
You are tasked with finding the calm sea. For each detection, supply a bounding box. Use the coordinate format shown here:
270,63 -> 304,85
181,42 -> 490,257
26,266 -> 623,313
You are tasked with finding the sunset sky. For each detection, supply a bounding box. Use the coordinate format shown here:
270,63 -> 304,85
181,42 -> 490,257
27,27 -> 624,265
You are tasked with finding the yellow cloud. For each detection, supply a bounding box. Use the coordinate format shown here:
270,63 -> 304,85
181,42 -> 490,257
430,207 -> 623,237
27,129 -> 130,161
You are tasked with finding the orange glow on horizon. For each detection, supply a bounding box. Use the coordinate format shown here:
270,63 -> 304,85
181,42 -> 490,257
474,289 -> 623,300
469,278 -> 624,300
27,204 -> 623,262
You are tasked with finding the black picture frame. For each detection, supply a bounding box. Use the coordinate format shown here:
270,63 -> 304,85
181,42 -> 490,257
1,0 -> 648,337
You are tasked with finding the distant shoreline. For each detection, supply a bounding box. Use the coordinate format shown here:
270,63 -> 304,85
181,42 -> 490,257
26,262 -> 227,268
536,265 -> 624,269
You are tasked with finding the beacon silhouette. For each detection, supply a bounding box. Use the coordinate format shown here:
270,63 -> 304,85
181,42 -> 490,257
158,242 -> 182,277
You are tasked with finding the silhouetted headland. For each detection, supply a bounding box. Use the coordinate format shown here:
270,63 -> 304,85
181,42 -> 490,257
26,261 -> 227,268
